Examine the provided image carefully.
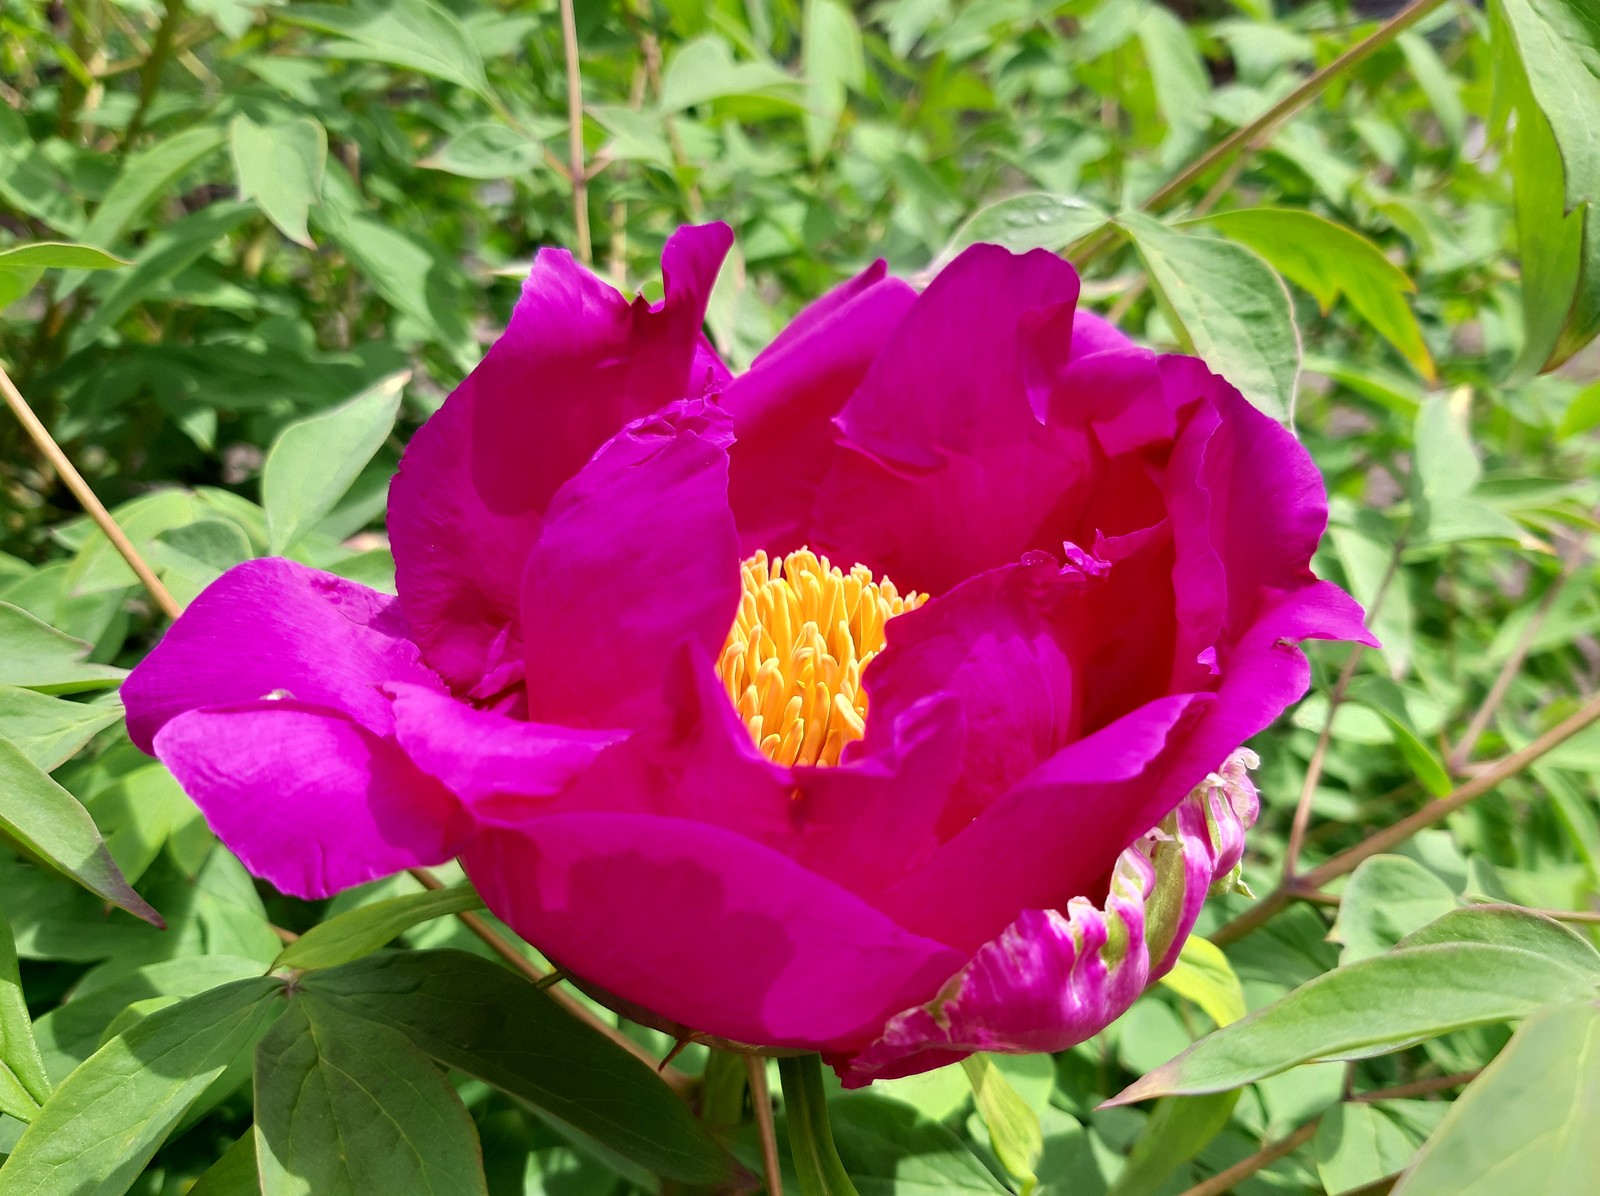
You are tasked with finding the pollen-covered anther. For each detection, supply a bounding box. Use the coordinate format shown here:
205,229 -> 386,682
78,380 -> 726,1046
715,548 -> 926,768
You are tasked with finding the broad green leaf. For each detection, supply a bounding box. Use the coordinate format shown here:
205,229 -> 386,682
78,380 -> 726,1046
303,951 -> 738,1185
1411,392 -> 1525,545
1494,0 -> 1600,374
70,201 -> 255,350
1316,1102 -> 1427,1195
282,0 -> 489,96
1136,5 -> 1210,169
0,916 -> 49,1123
1108,1092 -> 1238,1196
0,603 -> 125,693
1119,210 -> 1300,421
188,1133 -> 259,1196
1331,856 -> 1460,964
262,372 -> 407,554
1557,377 -> 1600,438
254,995 -> 488,1196
419,122 -> 554,179
1393,1000 -> 1600,1195
0,735 -> 162,927
1158,936 -> 1247,1027
659,36 -> 799,112
1346,676 -> 1452,796
0,687 -> 122,772
0,978 -> 281,1195
275,885 -> 483,971
826,1093 -> 1008,1194
1394,905 -> 1600,977
58,491 -> 211,598
0,242 -> 130,272
941,193 -> 1110,262
962,1055 -> 1041,1196
153,518 -> 254,608
802,0 -> 864,163
1108,913 -> 1600,1102
230,114 -> 327,248
1199,207 -> 1434,379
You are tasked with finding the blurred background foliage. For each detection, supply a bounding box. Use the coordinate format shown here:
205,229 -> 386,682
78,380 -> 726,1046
2,0 -> 1600,1194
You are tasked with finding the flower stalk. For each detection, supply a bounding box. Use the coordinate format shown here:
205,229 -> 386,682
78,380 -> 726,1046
776,1054 -> 857,1196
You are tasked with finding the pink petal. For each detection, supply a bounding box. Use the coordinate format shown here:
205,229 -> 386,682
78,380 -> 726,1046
519,400 -> 741,729
121,558 -> 440,753
463,811 -> 965,1050
385,682 -> 622,816
389,223 -> 732,689
725,267 -> 917,553
155,701 -> 469,899
1068,308 -> 1136,359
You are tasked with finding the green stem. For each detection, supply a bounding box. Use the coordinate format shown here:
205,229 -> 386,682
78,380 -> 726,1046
776,1054 -> 858,1196
1070,0 -> 1452,269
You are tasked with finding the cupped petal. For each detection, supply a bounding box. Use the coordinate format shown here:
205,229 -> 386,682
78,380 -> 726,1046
385,682 -> 622,816
1068,308 -> 1137,360
724,268 -> 917,552
154,700 -> 470,899
835,750 -> 1260,1085
519,400 -> 741,730
121,558 -> 440,753
463,812 -> 965,1050
389,223 -> 733,689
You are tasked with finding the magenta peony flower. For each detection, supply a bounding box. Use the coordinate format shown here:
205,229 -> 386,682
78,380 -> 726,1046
122,223 -> 1372,1083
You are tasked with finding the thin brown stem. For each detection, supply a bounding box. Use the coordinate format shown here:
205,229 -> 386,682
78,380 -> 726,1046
748,1056 -> 783,1195
1352,1069 -> 1480,1103
1177,1118 -> 1319,1196
1213,692 -> 1600,945
1071,0 -> 1450,270
1448,552 -> 1584,772
558,0 -> 591,264
0,361 -> 182,620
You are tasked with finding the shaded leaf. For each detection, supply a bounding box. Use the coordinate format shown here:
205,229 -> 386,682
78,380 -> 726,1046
962,1054 -> 1041,1196
275,885 -> 483,971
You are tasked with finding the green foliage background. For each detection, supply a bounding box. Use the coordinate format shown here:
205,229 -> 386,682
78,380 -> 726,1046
2,0 -> 1600,1194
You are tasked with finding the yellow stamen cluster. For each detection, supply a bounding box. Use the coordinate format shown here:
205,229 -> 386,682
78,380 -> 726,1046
716,549 -> 926,768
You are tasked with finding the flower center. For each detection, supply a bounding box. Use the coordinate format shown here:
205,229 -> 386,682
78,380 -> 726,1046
716,548 -> 926,768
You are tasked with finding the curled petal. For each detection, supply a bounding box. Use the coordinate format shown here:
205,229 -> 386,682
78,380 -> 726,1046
836,749 -> 1261,1085
155,701 -> 470,899
389,223 -> 732,689
121,559 -> 440,752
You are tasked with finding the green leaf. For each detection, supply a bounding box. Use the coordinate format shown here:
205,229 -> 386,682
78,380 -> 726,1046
188,1133 -> 260,1196
1394,905 -> 1600,976
0,916 -> 50,1123
1393,1000 -> 1600,1195
0,978 -> 281,1195
1494,0 -> 1600,374
76,125 -> 229,255
1316,1102 -> 1427,1195
0,687 -> 122,772
262,372 -> 406,554
302,951 -> 738,1185
1199,207 -> 1435,379
282,0 -> 489,97
1397,31 -> 1466,148
1331,856 -> 1460,964
1108,1092 -> 1239,1196
1119,210 -> 1300,421
802,0 -> 864,163
659,36 -> 799,112
778,1053 -> 861,1196
0,242 -> 130,272
1136,5 -> 1210,169
1411,392 -> 1525,545
941,193 -> 1110,261
1346,676 -> 1453,797
0,603 -> 124,693
826,1094 -> 1009,1193
254,995 -> 488,1196
275,885 -> 483,971
419,122 -> 553,179
0,734 -> 163,927
1107,910 -> 1600,1103
230,114 -> 327,248
1158,936 -> 1248,1027
1557,378 -> 1600,438
70,201 -> 256,350
962,1055 -> 1041,1196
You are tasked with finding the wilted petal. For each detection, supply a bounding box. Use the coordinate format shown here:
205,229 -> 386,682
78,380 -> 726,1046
389,223 -> 732,689
155,700 -> 469,899
836,750 -> 1260,1085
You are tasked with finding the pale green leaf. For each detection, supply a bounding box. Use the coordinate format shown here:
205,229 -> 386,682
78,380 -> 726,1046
963,1054 -> 1041,1196
230,115 -> 327,248
274,886 -> 483,971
